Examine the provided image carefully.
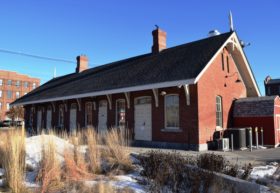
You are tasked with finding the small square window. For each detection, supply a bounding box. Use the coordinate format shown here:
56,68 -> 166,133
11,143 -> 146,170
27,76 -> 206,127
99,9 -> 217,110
7,80 -> 12,86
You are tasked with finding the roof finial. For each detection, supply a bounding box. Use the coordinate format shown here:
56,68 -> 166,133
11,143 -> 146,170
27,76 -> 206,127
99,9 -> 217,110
229,11 -> 234,32
155,24 -> 159,29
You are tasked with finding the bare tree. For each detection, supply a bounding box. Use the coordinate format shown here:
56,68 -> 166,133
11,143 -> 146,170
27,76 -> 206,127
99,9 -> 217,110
6,106 -> 24,122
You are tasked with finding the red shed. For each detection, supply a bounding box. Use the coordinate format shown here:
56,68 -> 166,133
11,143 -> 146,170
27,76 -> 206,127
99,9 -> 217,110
233,96 -> 280,147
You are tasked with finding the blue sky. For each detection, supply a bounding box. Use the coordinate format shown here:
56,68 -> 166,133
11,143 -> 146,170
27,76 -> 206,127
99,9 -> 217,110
0,1 -> 279,95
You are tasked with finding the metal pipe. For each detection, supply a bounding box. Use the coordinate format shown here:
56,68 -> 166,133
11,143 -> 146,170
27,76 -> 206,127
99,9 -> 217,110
249,127 -> 252,152
231,134 -> 234,152
255,127 -> 259,149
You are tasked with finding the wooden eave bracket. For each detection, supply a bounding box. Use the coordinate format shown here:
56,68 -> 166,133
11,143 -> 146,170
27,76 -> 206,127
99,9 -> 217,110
51,102 -> 56,112
124,92 -> 130,109
183,84 -> 190,106
152,88 -> 159,107
106,94 -> 112,110
76,98 -> 82,111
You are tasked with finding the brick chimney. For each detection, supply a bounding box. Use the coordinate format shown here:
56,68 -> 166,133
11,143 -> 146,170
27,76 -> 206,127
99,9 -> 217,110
76,55 -> 88,73
152,27 -> 167,53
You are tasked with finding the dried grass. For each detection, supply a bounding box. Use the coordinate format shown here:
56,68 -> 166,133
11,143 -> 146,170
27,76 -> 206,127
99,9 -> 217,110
104,129 -> 133,173
36,134 -> 64,193
0,129 -> 27,193
85,128 -> 101,174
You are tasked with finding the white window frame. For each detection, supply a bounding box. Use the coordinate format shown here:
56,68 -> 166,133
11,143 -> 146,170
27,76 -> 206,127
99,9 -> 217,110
0,90 -> 2,98
216,96 -> 223,128
32,82 -> 36,89
6,103 -> 10,111
115,99 -> 126,127
85,102 -> 93,127
0,79 -> 2,86
16,80 -> 20,87
0,102 -> 2,110
164,94 -> 180,129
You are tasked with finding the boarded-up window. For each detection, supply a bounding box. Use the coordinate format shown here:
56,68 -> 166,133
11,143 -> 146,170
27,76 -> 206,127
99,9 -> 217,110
165,95 -> 179,128
85,102 -> 93,127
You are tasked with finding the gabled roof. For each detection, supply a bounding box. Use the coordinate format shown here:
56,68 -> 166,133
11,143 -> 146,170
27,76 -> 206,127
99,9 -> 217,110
233,96 -> 278,117
13,31 -> 236,106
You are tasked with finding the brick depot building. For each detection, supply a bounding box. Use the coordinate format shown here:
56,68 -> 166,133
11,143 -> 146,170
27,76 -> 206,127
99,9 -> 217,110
0,70 -> 40,121
12,28 -> 261,151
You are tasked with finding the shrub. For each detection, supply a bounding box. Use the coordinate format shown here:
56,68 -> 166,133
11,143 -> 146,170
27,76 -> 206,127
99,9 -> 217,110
197,153 -> 226,173
0,129 -> 27,193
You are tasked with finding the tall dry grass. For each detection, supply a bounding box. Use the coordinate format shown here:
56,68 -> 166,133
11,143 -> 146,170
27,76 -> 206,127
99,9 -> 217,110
104,128 -> 132,172
36,134 -> 64,193
0,129 -> 27,193
85,128 -> 101,174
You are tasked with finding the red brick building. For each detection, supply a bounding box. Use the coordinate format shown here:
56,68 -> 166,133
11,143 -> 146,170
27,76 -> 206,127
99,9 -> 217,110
264,76 -> 280,96
0,70 -> 40,121
12,28 -> 260,150
233,96 -> 280,146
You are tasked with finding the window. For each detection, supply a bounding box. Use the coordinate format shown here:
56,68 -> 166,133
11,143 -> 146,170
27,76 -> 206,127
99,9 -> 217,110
221,53 -> 225,71
0,79 -> 2,86
85,102 -> 93,127
0,102 -> 2,110
32,83 -> 36,89
165,95 -> 179,128
116,99 -> 126,128
227,56 -> 230,73
16,80 -> 21,87
16,91 -> 20,99
24,82 -> 29,88
6,103 -> 10,110
7,90 -> 12,99
7,80 -> 12,86
24,92 -> 27,95
0,90 -> 2,98
58,105 -> 64,128
216,96 -> 223,128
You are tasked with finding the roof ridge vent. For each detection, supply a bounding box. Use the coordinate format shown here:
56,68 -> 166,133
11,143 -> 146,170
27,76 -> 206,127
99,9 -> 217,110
208,30 -> 220,37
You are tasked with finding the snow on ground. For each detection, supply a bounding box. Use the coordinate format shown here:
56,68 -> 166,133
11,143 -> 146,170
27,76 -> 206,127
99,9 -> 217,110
250,165 -> 278,180
25,135 -> 74,169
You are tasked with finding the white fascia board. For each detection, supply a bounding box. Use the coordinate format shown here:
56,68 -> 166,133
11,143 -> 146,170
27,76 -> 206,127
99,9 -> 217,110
194,32 -> 261,97
12,79 -> 195,106
194,33 -> 235,83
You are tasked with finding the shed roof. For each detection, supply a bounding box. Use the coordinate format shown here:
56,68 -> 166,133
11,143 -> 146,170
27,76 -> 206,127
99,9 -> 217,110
233,96 -> 278,117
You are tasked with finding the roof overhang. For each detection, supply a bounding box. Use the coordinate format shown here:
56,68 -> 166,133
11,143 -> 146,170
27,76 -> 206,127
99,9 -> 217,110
11,78 -> 195,106
194,32 -> 261,97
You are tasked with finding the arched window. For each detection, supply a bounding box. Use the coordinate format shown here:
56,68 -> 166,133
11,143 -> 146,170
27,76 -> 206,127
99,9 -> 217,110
216,96 -> 223,128
85,102 -> 93,127
58,105 -> 64,128
165,94 -> 179,129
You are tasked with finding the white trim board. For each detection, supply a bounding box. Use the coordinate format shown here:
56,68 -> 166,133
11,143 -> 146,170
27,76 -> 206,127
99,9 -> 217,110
194,32 -> 260,97
12,79 -> 195,106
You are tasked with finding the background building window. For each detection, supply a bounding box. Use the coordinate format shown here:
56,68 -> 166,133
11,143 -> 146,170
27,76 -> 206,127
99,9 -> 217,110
6,103 -> 10,110
0,102 -> 2,110
216,96 -> 223,128
85,102 -> 93,127
0,90 -> 2,98
116,99 -> 126,128
32,83 -> 36,89
16,80 -> 21,87
16,91 -> 20,99
7,90 -> 12,99
7,80 -> 12,86
0,79 -> 2,86
165,94 -> 179,128
24,82 -> 29,88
